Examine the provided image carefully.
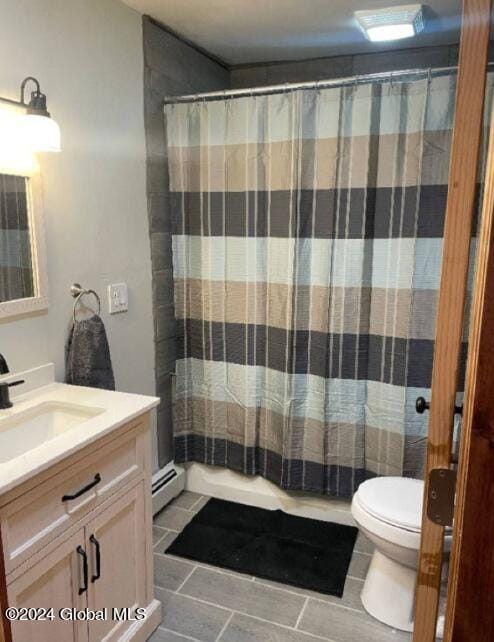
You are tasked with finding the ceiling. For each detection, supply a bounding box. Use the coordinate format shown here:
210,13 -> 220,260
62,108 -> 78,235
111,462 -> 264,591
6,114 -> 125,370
122,0 -> 463,65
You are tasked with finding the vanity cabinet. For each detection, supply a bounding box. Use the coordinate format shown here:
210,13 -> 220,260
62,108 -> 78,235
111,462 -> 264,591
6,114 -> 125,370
7,530 -> 88,642
8,531 -> 87,642
0,412 -> 161,642
85,483 -> 146,642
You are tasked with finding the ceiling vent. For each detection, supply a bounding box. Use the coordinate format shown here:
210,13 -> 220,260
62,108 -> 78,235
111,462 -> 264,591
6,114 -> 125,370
355,4 -> 424,42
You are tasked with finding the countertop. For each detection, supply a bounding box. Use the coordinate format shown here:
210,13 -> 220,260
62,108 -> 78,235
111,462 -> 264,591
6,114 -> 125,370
0,378 -> 159,496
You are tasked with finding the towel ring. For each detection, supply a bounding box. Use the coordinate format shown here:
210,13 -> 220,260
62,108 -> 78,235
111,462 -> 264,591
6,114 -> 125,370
70,283 -> 101,323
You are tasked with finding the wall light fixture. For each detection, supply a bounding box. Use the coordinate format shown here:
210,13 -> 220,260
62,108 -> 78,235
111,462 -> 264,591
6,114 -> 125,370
0,76 -> 61,152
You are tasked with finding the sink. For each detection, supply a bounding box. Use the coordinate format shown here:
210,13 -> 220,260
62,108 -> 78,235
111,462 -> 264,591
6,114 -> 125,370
0,401 -> 105,463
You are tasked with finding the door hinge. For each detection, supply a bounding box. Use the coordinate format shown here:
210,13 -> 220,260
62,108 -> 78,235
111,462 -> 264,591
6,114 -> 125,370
427,468 -> 457,527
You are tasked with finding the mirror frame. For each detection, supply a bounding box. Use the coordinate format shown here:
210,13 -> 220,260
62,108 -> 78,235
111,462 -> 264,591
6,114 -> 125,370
0,170 -> 49,318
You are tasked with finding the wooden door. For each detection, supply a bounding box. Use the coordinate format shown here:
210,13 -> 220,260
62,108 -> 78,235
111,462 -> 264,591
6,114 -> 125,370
412,0 -> 492,639
441,98 -> 494,641
86,482 -> 146,642
7,529 -> 89,642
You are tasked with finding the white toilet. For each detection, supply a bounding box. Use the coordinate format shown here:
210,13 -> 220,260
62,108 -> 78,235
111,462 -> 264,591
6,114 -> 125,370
351,476 -> 451,632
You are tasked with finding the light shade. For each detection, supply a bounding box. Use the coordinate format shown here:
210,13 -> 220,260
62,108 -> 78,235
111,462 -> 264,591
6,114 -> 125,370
21,113 -> 61,152
355,4 -> 424,42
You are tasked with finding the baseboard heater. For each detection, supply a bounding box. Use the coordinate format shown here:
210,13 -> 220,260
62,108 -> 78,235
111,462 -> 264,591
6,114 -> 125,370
151,461 -> 185,515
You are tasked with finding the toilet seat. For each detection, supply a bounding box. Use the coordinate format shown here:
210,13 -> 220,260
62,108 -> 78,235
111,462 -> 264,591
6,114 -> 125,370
357,477 -> 424,532
352,491 -> 422,550
352,476 -> 452,551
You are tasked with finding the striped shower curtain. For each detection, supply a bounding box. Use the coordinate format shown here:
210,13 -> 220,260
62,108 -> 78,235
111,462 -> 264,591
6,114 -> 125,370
165,73 -> 485,498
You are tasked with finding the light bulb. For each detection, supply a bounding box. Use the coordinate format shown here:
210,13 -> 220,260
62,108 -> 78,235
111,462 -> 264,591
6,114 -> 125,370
21,113 -> 61,152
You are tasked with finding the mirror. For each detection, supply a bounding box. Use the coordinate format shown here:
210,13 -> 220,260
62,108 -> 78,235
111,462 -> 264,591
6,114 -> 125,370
1,174 -> 34,301
0,171 -> 48,317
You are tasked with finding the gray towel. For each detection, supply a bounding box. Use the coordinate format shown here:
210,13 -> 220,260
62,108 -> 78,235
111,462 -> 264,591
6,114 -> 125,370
65,315 -> 115,391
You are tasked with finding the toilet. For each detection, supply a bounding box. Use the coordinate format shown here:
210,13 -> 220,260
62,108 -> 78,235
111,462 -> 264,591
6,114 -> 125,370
351,476 -> 451,632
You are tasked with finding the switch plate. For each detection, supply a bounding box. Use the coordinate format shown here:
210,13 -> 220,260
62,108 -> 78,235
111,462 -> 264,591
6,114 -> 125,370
108,283 -> 128,314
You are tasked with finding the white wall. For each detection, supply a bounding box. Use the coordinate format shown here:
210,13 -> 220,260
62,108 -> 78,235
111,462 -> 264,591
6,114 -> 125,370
0,0 -> 155,403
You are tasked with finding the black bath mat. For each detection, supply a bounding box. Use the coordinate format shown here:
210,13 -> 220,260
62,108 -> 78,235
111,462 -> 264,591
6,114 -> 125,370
165,498 -> 358,597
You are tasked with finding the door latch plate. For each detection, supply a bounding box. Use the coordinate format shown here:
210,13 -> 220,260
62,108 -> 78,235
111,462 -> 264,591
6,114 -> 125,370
427,468 -> 457,527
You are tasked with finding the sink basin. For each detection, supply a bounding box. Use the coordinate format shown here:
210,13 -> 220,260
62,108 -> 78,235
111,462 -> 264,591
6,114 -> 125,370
0,401 -> 105,463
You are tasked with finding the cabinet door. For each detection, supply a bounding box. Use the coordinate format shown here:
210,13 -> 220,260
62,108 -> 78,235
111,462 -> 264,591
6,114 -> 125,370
86,482 -> 146,642
7,529 -> 89,642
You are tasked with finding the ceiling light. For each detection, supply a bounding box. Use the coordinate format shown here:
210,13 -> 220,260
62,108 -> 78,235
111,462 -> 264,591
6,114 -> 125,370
355,4 -> 424,42
0,76 -> 61,152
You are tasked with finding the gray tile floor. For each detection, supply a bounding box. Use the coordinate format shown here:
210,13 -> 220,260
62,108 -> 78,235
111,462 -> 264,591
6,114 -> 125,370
148,492 -> 412,642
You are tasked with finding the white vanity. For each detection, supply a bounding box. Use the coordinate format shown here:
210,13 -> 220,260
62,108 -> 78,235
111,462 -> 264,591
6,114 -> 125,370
0,365 -> 161,642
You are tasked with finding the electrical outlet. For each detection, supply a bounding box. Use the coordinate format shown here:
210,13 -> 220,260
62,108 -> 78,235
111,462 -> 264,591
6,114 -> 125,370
108,283 -> 128,314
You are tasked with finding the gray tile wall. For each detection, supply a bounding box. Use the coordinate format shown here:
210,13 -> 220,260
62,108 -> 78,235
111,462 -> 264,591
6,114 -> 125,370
230,43 -> 494,88
142,17 -> 230,467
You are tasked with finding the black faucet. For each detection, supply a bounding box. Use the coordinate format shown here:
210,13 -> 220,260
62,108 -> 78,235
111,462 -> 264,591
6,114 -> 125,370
0,352 -> 8,375
0,353 -> 25,409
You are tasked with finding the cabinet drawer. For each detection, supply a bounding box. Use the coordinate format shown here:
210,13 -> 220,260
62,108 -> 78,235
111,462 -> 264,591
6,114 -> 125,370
1,421 -> 145,574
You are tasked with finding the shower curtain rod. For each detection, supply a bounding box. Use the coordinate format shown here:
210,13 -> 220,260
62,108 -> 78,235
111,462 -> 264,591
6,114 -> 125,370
162,63 -> 487,105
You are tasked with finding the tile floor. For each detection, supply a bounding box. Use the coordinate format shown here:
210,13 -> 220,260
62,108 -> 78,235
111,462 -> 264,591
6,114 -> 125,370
148,491 -> 412,642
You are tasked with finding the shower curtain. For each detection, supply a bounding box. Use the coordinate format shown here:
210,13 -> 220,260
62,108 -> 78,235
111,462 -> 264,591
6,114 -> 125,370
165,72 -> 488,498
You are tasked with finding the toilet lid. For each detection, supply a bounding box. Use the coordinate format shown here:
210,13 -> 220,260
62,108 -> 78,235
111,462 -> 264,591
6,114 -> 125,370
357,477 -> 424,532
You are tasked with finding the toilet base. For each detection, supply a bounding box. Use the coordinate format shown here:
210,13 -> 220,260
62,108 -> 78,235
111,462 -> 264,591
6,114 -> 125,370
360,549 -> 416,632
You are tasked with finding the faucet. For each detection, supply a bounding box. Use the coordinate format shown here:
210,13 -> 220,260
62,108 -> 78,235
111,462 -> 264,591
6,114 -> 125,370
0,353 -> 25,409
0,353 -> 8,375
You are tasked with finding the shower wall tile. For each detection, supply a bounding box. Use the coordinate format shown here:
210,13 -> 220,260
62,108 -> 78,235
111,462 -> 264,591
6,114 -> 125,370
157,405 -> 174,466
230,65 -> 269,88
151,233 -> 173,272
156,338 -> 177,378
146,155 -> 167,196
156,371 -> 173,407
149,68 -> 191,101
149,193 -> 171,234
144,95 -> 168,160
152,275 -> 172,310
352,45 -> 450,76
155,303 -> 176,341
266,55 -> 353,85
145,23 -> 229,91
230,43 -> 494,89
143,16 -> 230,467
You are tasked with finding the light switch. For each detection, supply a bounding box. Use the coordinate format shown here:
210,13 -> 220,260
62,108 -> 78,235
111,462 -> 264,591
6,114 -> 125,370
108,283 -> 128,314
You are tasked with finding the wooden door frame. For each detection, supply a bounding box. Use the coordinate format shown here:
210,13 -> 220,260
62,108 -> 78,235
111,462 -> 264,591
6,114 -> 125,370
413,1 -> 492,640
443,95 -> 494,642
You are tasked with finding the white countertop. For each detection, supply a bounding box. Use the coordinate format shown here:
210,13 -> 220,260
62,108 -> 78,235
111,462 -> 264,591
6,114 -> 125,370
0,369 -> 159,496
